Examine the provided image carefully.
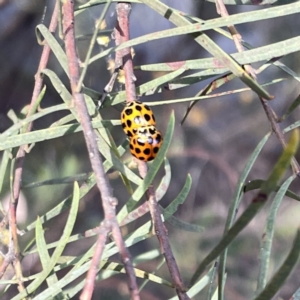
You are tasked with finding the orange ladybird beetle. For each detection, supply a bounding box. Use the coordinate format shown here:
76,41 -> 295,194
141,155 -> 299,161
129,125 -> 163,161
121,101 -> 156,137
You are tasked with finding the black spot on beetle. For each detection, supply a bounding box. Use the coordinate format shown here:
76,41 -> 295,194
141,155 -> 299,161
144,114 -> 151,122
126,120 -> 132,128
156,134 -> 162,143
135,105 -> 142,111
143,148 -> 151,155
153,147 -> 159,153
125,108 -> 133,115
149,127 -> 156,135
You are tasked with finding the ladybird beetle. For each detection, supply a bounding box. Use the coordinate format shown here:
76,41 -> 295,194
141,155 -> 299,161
129,126 -> 163,161
121,101 -> 156,137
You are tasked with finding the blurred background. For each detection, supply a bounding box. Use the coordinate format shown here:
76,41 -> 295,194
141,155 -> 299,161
1,0 -> 300,299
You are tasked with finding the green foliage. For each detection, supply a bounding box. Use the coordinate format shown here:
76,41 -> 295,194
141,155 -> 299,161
1,0 -> 300,299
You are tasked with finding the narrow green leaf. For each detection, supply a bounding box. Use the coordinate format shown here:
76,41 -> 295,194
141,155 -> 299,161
29,260 -> 92,300
242,39 -> 300,83
90,3 -> 300,66
107,189 -> 186,262
261,130 -> 299,195
244,179 -> 300,202
99,73 -> 283,109
35,216 -> 51,268
139,257 -> 165,292
0,104 -> 68,141
0,120 -> 120,151
32,175 -> 197,300
181,73 -> 236,125
254,229 -> 300,300
143,78 -> 284,107
32,190 -> 187,298
140,0 -> 273,99
119,159 -> 171,227
13,182 -> 80,300
102,69 -> 186,107
162,174 -> 192,220
218,132 -> 270,299
32,66 -> 139,186
35,254 -> 171,300
23,142 -> 132,235
133,249 -> 161,265
284,118 -> 300,134
167,72 -> 219,90
223,134 -> 271,230
166,215 -> 204,233
42,69 -> 73,107
36,217 -> 62,292
272,60 -> 300,83
168,266 -> 215,300
21,86 -> 46,135
190,130 -> 299,286
23,179 -> 94,235
62,281 -> 85,300
75,0 -> 140,12
77,0 -> 112,90
100,260 -> 173,286
256,175 -> 295,295
50,114 -> 76,127
23,173 -> 91,188
206,0 -> 295,5
0,150 -> 10,199
136,36 -> 300,73
96,138 -> 143,186
156,158 -> 171,201
211,287 -> 219,300
35,25 -> 69,75
136,68 -> 186,95
207,262 -> 218,300
71,222 -> 153,277
28,216 -> 151,270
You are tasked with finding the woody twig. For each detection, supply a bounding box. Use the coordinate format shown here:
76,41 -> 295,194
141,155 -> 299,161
0,2 -> 59,292
115,3 -> 190,299
61,2 -> 139,300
